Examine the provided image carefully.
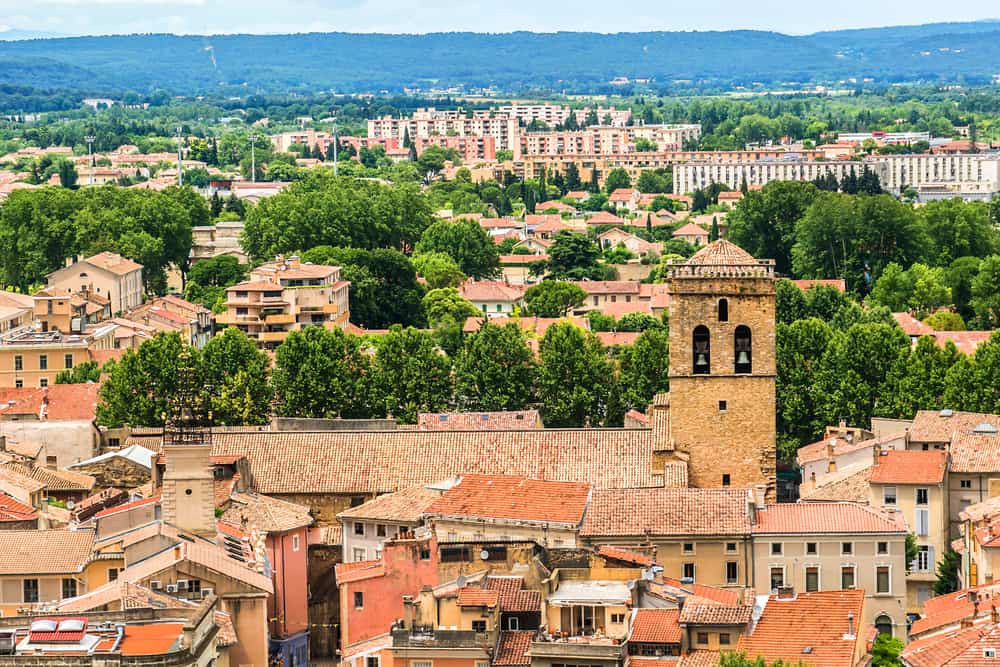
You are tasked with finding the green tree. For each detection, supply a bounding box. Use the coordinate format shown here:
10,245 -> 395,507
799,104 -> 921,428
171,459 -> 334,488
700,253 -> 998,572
871,633 -> 904,667
55,360 -> 101,384
947,256 -> 982,324
200,327 -> 272,425
524,281 -> 587,317
923,311 -> 965,331
971,255 -> 1000,327
547,231 -> 606,280
373,326 -> 453,423
883,337 -> 960,419
933,548 -> 961,596
727,181 -> 818,275
272,326 -> 375,419
908,263 -> 952,316
415,219 -> 500,280
422,287 -> 479,326
604,168 -> 631,193
636,169 -> 671,194
454,322 -> 536,411
56,159 -> 78,189
776,318 -> 834,456
96,332 -> 191,427
919,199 -> 999,266
868,262 -> 913,312
617,329 -> 670,413
412,252 -> 467,289
537,323 -> 615,427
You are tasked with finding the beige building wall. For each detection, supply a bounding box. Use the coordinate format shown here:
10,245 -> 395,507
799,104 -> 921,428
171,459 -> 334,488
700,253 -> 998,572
431,518 -> 580,549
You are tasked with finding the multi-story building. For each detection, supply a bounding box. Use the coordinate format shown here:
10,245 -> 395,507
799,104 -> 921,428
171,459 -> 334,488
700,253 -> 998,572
750,502 -> 908,638
218,255 -> 350,348
0,324 -> 117,388
673,158 -> 889,194
368,108 -> 520,153
126,295 -> 213,348
338,485 -> 443,563
957,495 -> 1000,588
868,152 -> 1000,198
458,280 -> 526,318
190,220 -> 249,265
46,252 -> 143,315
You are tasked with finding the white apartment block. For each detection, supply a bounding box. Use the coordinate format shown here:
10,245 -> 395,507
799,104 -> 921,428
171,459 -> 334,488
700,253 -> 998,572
868,153 -> 1000,193
673,159 -> 889,194
367,108 -> 519,151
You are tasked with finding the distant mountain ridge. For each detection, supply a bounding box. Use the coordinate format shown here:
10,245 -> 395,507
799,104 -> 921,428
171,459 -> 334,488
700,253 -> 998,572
0,21 -> 998,94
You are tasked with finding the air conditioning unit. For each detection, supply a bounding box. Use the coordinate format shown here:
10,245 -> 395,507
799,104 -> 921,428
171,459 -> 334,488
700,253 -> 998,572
201,588 -> 214,599
165,584 -> 178,593
150,581 -> 162,590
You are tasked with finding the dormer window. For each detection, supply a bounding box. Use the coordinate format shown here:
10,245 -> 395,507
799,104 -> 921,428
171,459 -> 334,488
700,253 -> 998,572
718,298 -> 729,322
693,326 -> 710,374
735,326 -> 752,373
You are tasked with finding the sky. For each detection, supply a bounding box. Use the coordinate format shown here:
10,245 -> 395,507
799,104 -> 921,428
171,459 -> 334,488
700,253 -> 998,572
0,0 -> 997,37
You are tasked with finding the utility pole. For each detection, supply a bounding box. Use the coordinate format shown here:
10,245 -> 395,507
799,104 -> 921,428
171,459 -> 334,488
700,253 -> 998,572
84,135 -> 96,186
176,126 -> 184,186
249,134 -> 258,183
332,118 -> 338,177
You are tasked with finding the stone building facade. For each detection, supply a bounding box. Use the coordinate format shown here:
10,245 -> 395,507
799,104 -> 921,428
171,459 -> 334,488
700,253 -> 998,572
665,239 -> 777,499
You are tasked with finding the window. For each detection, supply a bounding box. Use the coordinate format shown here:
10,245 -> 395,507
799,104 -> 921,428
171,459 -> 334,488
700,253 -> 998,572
46,455 -> 57,467
610,295 -> 617,303
292,534 -> 300,552
805,567 -> 819,592
14,355 -> 22,371
696,632 -> 709,645
916,509 -> 929,536
353,548 -> 366,561
718,400 -> 727,412
472,620 -> 487,633
726,561 -> 739,584
877,566 -> 891,594
23,579 -> 39,603
682,563 -> 695,581
64,354 -> 73,369
62,578 -> 77,599
769,567 -> 784,591
354,522 -> 365,536
419,548 -> 430,560
108,568 -> 119,582
236,307 -> 248,316
960,479 -> 972,489
693,325 -> 710,374
726,542 -> 738,554
719,633 -> 731,646
841,542 -> 853,555
610,613 -> 626,624
916,546 -> 932,572
916,488 -> 929,506
14,380 -> 22,388
366,657 -> 380,667
806,542 -> 818,555
411,663 -> 432,667
39,355 -> 47,370
39,378 -> 48,388
771,542 -> 783,556
496,304 -> 502,312
718,299 -> 729,322
722,474 -> 731,486
682,542 -> 695,554
877,542 -> 889,555
481,304 -> 487,313
841,566 -> 855,589
883,486 -> 897,506
354,592 -> 364,609
875,615 -> 893,636
734,325 -> 752,373
377,524 -> 387,537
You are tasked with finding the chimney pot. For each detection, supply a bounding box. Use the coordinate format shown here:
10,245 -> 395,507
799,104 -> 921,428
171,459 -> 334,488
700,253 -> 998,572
846,612 -> 855,638
777,586 -> 795,600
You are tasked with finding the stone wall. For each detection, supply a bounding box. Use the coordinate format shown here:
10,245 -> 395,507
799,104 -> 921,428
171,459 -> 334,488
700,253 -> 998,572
71,458 -> 150,489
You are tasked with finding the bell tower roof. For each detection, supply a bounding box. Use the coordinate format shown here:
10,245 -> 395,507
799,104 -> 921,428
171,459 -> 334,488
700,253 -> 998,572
668,239 -> 774,279
688,239 -> 756,265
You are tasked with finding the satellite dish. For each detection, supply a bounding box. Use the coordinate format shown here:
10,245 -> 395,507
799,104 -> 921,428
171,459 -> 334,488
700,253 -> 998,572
456,574 -> 467,588
480,549 -> 490,561
66,501 -> 75,510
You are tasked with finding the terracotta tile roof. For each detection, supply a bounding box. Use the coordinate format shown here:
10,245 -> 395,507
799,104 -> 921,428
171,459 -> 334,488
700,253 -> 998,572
0,384 -> 100,421
581,488 -> 751,537
417,410 -> 541,430
462,315 -> 590,336
960,495 -> 1000,524
220,491 -> 313,533
94,495 -> 158,519
494,630 -> 533,666
624,409 -> 649,425
486,576 -> 540,613
6,462 -> 95,492
214,610 -> 238,647
334,559 -> 385,584
0,492 -> 37,522
672,222 -> 708,237
575,281 -> 642,295
251,261 -> 340,281
530,216 -> 570,232
736,590 -> 865,667
537,201 -> 577,213
117,622 -> 184,656
870,449 -> 947,484
687,239 -> 756,265
678,595 -> 754,625
58,580 -> 192,613
459,280 -> 526,303
226,280 -> 285,292
0,529 -> 94,574
753,502 -> 906,534
791,279 -> 846,293
209,429 -> 664,495
84,251 -> 143,276
910,586 -> 1000,637
910,410 -> 999,444
609,189 -> 638,201
597,545 -> 655,567
629,608 -> 681,643
796,433 -> 896,465
337,486 -> 441,523
932,330 -> 995,356
677,651 -> 721,667
950,428 -> 1000,474
425,474 -> 592,525
658,578 -> 744,607
456,587 -> 499,607
800,466 -> 872,503
894,312 -> 935,337
120,537 -> 273,593
587,211 -> 627,225
902,626 -> 989,667
0,464 -> 46,493
596,331 -> 642,346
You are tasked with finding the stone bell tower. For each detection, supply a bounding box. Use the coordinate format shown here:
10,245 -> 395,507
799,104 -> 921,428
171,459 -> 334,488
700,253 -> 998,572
665,239 -> 777,500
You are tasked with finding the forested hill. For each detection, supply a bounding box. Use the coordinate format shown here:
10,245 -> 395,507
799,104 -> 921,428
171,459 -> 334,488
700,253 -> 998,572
1,21 -> 999,94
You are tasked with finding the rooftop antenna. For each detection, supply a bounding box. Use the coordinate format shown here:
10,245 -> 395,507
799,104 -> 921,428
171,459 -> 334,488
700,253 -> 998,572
175,126 -> 184,186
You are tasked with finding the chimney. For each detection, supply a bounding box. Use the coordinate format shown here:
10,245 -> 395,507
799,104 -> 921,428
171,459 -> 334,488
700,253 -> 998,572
971,590 -> 980,618
826,439 -> 835,459
777,586 -> 795,600
839,419 -> 847,429
754,484 -> 767,511
0,435 -> 5,452
844,612 -> 855,639
676,593 -> 686,612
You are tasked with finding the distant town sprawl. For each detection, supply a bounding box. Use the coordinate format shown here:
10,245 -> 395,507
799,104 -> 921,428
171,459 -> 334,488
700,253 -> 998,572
0,91 -> 998,667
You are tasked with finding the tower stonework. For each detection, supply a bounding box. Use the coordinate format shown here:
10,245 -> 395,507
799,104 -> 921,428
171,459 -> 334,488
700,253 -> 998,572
666,239 -> 777,500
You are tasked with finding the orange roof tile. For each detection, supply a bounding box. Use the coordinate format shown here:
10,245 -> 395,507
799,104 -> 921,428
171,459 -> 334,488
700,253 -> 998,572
486,576 -> 540,613
677,651 -> 720,667
629,609 -> 681,643
932,330 -> 995,356
581,488 -> 751,537
910,410 -> 1000,444
587,211 -> 627,225
0,492 -> 37,522
687,239 -> 756,266
425,475 -> 591,525
0,529 -> 94,574
597,545 -> 655,567
736,590 -> 865,667
950,427 -> 1000,474
337,486 -> 441,524
672,222 -> 708,237
118,623 -> 183,656
753,502 -> 906,534
893,312 -> 935,337
459,280 -> 526,303
456,587 -> 499,607
870,450 -> 947,484
494,630 -> 533,666
0,384 -> 100,421
791,279 -> 846,293
84,251 -> 143,276
902,626 -> 989,667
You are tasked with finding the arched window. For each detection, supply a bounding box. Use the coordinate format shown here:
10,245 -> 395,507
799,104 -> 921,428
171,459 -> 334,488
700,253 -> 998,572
693,326 -> 710,374
735,325 -> 752,374
718,298 -> 729,322
874,614 -> 893,636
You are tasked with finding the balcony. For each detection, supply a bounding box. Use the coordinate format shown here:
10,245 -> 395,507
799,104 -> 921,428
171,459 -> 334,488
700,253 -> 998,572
528,635 -> 624,662
264,313 -> 295,324
261,330 -> 290,343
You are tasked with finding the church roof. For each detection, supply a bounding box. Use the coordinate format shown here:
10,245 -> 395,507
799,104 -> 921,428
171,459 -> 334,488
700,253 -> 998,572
687,239 -> 756,265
